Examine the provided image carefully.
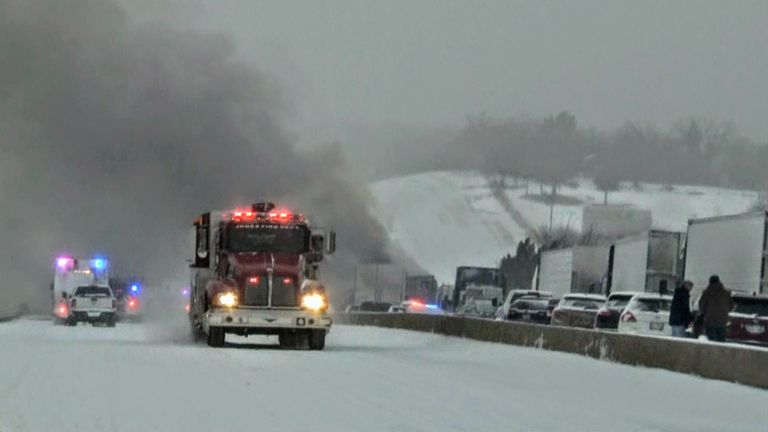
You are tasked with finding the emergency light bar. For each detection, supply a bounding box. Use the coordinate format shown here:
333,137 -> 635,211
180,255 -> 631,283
229,207 -> 305,223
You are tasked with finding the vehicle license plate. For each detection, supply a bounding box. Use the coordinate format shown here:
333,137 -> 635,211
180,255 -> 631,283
745,324 -> 765,334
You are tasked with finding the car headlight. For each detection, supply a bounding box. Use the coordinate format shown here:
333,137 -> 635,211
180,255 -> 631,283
301,292 -> 326,311
215,291 -> 238,308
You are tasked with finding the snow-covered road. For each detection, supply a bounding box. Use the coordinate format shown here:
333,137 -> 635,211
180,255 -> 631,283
0,319 -> 766,432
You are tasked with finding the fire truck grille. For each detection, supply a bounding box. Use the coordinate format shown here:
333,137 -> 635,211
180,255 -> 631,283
243,284 -> 268,306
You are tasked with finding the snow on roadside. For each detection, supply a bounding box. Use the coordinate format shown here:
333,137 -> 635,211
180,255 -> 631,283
0,319 -> 766,432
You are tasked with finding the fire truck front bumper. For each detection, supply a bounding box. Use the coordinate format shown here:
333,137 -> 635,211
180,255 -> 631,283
204,308 -> 332,334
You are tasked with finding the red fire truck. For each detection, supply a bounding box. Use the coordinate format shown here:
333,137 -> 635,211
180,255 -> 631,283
189,202 -> 335,349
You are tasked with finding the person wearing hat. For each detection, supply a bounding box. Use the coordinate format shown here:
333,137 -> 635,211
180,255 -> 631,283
698,275 -> 733,342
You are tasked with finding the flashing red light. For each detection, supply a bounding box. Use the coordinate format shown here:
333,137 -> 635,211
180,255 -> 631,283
56,257 -> 74,270
231,210 -> 257,222
248,277 -> 261,285
128,299 -> 138,309
56,304 -> 68,318
184,304 -> 191,312
282,277 -> 292,285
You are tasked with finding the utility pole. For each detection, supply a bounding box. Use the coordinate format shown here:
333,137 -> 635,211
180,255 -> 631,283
374,264 -> 379,302
352,264 -> 358,305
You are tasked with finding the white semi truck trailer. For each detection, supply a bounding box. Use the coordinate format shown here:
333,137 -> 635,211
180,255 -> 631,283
537,246 -> 610,297
605,230 -> 684,294
684,211 -> 768,301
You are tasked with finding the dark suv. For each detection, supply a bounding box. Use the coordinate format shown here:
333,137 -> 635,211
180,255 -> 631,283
595,292 -> 637,330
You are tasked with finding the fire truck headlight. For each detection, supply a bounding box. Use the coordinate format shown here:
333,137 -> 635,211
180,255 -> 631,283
301,293 -> 326,311
215,292 -> 239,308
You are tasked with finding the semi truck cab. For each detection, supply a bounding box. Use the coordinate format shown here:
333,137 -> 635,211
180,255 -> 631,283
189,202 -> 335,349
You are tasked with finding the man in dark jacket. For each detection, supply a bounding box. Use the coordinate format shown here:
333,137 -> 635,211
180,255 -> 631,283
669,281 -> 693,337
698,275 -> 733,342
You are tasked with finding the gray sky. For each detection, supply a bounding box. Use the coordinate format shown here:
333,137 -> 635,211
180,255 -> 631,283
129,0 -> 768,141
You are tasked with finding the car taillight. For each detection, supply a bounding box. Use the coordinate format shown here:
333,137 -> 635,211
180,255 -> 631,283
621,311 -> 637,323
597,309 -> 612,317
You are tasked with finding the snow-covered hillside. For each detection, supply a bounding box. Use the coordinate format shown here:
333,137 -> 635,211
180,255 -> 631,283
370,171 -> 758,284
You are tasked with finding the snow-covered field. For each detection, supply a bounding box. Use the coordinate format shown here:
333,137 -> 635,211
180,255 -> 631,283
1,319 -> 766,432
371,171 -> 758,284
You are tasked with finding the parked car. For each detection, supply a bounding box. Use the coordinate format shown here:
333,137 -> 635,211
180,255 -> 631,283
358,301 -> 392,312
617,293 -> 673,336
550,294 -> 606,329
507,297 -> 551,324
727,293 -> 768,346
595,292 -> 638,330
496,289 -> 552,319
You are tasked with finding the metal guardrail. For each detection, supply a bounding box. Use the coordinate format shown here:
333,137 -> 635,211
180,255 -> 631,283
337,313 -> 768,390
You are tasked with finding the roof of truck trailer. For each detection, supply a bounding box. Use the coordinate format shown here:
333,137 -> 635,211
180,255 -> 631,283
687,210 -> 766,226
613,229 -> 683,245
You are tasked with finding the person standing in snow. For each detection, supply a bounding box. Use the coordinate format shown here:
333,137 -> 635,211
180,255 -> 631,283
698,275 -> 733,342
669,280 -> 694,338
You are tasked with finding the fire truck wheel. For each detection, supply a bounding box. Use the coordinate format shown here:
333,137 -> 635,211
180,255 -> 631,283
207,326 -> 225,347
106,318 -> 116,328
309,329 -> 326,351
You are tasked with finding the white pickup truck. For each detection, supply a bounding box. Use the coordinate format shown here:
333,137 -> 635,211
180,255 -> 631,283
67,285 -> 117,327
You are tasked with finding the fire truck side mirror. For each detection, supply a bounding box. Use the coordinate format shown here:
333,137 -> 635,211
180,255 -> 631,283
326,231 -> 336,255
311,234 -> 325,252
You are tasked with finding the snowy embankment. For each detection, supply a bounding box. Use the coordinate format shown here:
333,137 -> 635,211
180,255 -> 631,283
0,319 -> 766,432
370,171 -> 758,284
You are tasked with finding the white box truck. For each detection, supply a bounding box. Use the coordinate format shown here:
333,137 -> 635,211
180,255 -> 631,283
606,230 -> 684,294
684,211 -> 767,301
537,246 -> 610,297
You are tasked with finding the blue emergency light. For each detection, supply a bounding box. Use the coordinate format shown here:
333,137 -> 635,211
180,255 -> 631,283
91,258 -> 107,271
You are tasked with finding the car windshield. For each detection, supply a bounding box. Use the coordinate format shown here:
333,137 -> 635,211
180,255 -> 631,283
74,286 -> 111,297
560,298 -> 604,310
606,295 -> 634,309
732,297 -> 768,316
225,224 -> 308,254
514,300 -> 548,310
632,298 -> 672,313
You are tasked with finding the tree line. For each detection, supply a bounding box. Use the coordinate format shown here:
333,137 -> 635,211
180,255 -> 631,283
432,112 -> 768,197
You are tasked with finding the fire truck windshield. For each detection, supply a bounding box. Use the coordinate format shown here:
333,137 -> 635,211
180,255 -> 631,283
225,224 -> 309,254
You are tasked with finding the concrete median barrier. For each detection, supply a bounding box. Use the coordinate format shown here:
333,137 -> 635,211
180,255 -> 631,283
336,313 -> 768,389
